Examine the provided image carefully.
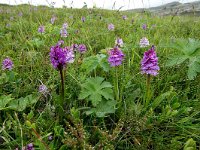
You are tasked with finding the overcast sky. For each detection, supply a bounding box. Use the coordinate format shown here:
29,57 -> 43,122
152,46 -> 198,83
0,0 -> 198,10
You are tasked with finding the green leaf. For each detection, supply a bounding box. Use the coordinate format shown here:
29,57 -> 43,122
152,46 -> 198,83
8,97 -> 27,111
184,138 -> 196,150
8,94 -> 38,111
79,77 -> 114,114
27,110 -> 34,120
28,38 -> 44,48
81,56 -> 99,73
54,125 -> 64,138
194,63 -> 200,73
97,54 -> 110,72
81,54 -> 110,73
35,139 -> 47,150
166,38 -> 200,80
85,100 -> 117,117
166,56 -> 188,67
70,107 -> 80,120
0,95 -> 13,110
151,88 -> 175,111
78,91 -> 91,99
100,81 -> 112,88
100,88 -> 114,100
188,65 -> 197,80
94,100 -> 117,117
59,145 -> 68,150
90,93 -> 102,106
0,73 -> 9,84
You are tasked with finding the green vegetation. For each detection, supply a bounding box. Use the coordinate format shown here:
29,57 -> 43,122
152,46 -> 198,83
0,4 -> 200,150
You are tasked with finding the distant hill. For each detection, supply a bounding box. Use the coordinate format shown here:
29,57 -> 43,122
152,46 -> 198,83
127,1 -> 200,16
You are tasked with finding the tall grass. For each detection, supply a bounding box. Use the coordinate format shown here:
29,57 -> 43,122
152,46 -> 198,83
0,3 -> 200,150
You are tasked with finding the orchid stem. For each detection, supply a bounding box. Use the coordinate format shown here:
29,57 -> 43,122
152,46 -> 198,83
115,67 -> 119,102
146,74 -> 151,107
60,68 -> 65,107
59,68 -> 65,121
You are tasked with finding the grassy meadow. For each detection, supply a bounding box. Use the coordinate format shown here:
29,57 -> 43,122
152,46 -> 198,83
0,3 -> 200,150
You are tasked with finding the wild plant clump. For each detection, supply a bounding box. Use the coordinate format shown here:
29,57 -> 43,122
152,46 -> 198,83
0,3 -> 200,150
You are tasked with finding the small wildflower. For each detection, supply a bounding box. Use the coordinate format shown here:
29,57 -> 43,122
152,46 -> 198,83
122,15 -> 127,20
78,44 -> 87,54
81,16 -> 86,22
62,22 -> 68,29
115,38 -> 123,47
108,23 -> 115,31
18,12 -> 23,17
2,58 -> 13,70
48,135 -> 53,141
142,24 -> 147,30
10,16 -> 14,21
39,84 -> 48,94
108,47 -> 125,67
38,25 -> 45,33
57,40 -> 64,46
72,44 -> 79,51
60,28 -> 67,37
140,37 -> 150,48
26,143 -> 34,150
50,16 -> 56,24
6,23 -> 11,28
141,45 -> 160,76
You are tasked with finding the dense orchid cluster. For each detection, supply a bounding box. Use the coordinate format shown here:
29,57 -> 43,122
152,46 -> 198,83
141,46 -> 160,76
2,58 -> 13,70
140,37 -> 150,48
108,47 -> 125,67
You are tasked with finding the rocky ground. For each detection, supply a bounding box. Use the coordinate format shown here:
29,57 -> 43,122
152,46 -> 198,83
127,1 -> 200,16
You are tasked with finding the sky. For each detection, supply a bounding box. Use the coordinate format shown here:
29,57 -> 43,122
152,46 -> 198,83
0,0 -> 198,10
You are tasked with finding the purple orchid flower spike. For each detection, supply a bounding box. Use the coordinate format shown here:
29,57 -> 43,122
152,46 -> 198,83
2,58 -> 13,70
141,45 -> 160,76
108,47 -> 125,67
